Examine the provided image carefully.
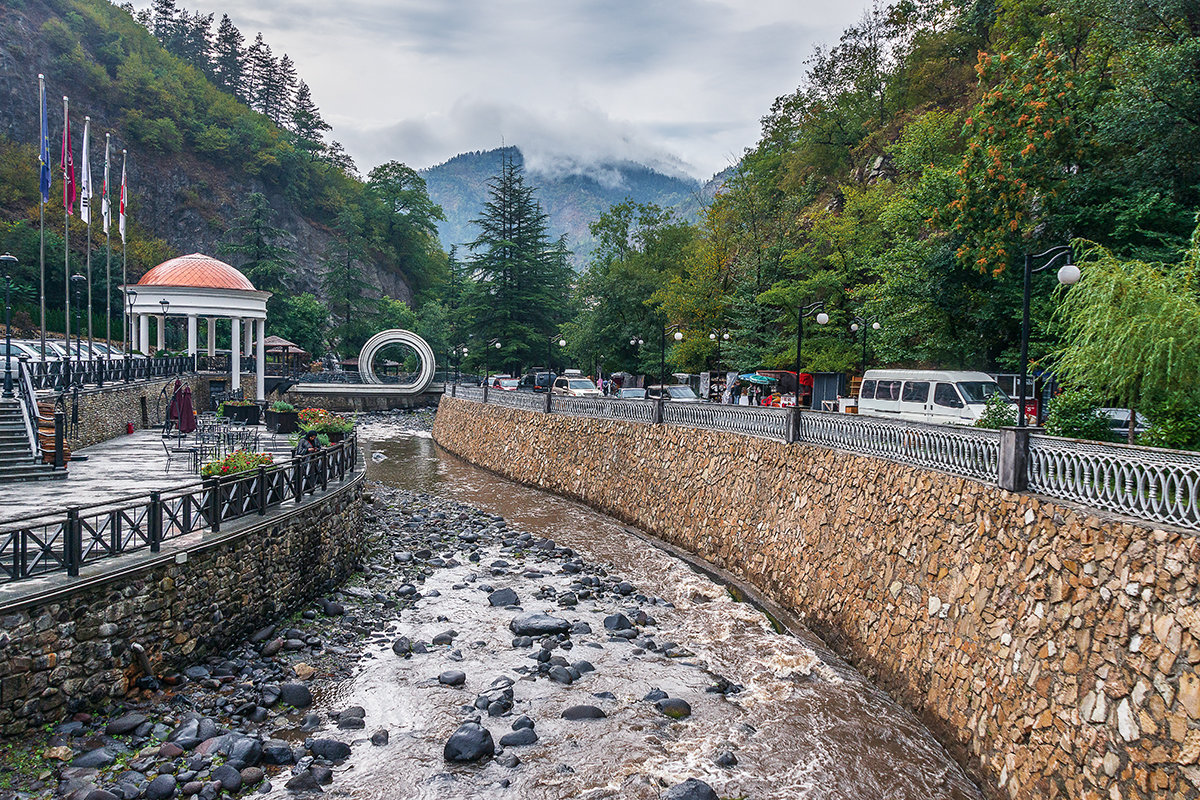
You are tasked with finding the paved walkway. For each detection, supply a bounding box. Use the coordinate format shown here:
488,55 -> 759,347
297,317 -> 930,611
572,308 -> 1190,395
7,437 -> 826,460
0,426 -> 296,522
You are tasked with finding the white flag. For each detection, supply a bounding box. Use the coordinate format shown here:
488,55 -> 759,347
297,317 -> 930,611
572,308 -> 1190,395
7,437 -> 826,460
79,116 -> 92,224
101,134 -> 111,230
118,150 -> 127,242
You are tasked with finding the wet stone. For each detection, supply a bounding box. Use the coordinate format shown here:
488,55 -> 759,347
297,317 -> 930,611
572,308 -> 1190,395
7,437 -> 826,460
439,670 -> 467,687
661,778 -> 719,800
370,730 -> 390,746
443,722 -> 494,762
499,727 -> 539,747
310,738 -> 352,761
562,705 -> 606,720
656,698 -> 693,719
279,683 -> 313,709
510,613 -> 571,636
488,588 -> 519,607
144,775 -> 177,800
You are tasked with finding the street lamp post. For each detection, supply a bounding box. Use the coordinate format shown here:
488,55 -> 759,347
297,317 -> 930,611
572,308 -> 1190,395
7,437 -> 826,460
159,298 -> 170,354
1,254 -> 16,399
546,336 -> 565,411
792,302 -> 829,429
849,316 -> 881,375
709,329 -> 730,401
124,289 -> 137,383
71,274 -> 87,386
483,338 -> 501,403
1019,245 -> 1079,427
659,325 -> 683,413
452,345 -> 468,387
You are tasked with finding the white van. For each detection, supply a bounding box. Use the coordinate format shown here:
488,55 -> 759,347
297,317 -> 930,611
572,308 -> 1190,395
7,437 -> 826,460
857,369 -> 1011,425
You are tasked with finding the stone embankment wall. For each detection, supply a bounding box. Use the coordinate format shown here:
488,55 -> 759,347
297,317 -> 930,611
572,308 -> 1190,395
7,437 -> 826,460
433,396 -> 1200,800
0,471 -> 364,735
67,374 -> 211,449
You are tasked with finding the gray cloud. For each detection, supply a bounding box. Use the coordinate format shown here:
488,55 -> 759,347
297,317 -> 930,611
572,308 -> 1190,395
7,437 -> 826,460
144,0 -> 869,178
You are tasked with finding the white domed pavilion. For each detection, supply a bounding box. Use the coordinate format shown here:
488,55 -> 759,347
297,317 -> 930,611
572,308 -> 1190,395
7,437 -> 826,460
122,254 -> 272,400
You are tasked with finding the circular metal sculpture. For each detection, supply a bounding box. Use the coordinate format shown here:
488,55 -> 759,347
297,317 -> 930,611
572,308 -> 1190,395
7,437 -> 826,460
358,329 -> 437,393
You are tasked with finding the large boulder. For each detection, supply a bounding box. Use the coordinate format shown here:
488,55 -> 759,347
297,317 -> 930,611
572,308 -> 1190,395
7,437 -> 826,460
509,613 -> 571,636
661,778 -> 719,800
443,723 -> 494,762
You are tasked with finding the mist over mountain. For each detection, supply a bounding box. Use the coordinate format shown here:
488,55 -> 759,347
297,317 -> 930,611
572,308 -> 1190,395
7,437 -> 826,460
420,146 -> 730,265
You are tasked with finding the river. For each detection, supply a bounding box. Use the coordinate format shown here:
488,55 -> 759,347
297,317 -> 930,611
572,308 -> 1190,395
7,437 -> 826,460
305,421 -> 983,800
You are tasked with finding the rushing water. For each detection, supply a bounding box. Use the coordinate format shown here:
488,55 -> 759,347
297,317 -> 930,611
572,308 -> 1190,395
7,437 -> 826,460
300,423 -> 981,800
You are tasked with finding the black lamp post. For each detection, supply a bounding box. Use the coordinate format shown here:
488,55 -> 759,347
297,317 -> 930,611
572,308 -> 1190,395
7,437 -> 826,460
453,344 -> 468,386
659,325 -> 683,410
70,274 -> 87,385
482,338 -> 501,402
159,298 -> 170,354
1019,245 -> 1079,427
1,253 -> 16,399
124,289 -> 137,382
850,316 -> 881,375
546,336 -> 565,407
792,302 -> 828,423
709,328 -> 730,400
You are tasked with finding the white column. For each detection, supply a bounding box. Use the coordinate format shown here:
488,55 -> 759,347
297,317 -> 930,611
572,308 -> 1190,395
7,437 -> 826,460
138,314 -> 149,355
186,315 -> 198,356
256,318 -> 266,401
244,323 -> 253,361
207,317 -> 216,356
231,317 -> 241,393
156,315 -> 166,352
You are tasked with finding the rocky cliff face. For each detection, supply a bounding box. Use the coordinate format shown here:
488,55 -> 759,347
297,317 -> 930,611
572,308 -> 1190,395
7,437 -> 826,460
0,1 -> 411,303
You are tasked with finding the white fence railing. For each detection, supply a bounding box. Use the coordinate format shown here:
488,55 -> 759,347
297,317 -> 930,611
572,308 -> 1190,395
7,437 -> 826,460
797,411 -> 1001,483
1028,435 -> 1200,528
444,387 -> 1200,530
663,403 -> 791,442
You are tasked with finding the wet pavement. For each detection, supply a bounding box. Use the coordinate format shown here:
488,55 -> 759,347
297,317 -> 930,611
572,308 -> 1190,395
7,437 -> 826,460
0,427 -> 295,522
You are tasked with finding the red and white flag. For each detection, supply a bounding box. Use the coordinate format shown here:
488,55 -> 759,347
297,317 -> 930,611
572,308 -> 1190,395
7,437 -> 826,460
118,149 -> 127,242
61,96 -> 76,213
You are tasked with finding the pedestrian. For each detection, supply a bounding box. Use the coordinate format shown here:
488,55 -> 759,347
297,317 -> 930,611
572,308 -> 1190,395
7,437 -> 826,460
294,430 -> 321,457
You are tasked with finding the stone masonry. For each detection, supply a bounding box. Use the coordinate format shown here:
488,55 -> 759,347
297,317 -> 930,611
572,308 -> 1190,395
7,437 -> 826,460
433,396 -> 1200,800
66,374 -> 211,450
0,471 -> 364,735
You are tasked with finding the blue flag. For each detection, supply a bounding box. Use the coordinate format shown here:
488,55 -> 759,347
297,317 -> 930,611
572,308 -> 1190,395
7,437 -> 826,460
38,74 -> 50,204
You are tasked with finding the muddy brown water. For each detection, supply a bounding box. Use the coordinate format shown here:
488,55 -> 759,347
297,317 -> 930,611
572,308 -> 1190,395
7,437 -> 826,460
272,424 -> 982,800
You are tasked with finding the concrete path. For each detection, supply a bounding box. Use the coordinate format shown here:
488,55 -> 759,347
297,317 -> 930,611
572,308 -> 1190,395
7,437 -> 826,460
0,427 -> 296,522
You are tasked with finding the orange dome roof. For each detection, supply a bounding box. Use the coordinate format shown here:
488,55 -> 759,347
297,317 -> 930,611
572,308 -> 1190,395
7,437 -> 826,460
137,254 -> 256,291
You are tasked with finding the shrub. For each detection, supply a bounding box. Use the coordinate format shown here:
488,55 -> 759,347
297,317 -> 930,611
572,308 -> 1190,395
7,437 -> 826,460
270,400 -> 296,412
297,407 -> 354,434
200,449 -> 273,477
217,400 -> 257,416
1044,389 -> 1116,442
974,393 -> 1018,429
1140,399 -> 1200,451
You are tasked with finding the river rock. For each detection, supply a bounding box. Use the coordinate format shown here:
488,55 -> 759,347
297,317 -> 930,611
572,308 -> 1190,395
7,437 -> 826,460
284,771 -> 322,792
432,630 -> 458,645
261,740 -> 296,765
84,791 -> 118,800
310,738 -> 352,761
241,767 -> 265,787
512,716 -> 534,731
370,730 -> 389,746
561,705 -> 606,720
144,775 -> 177,800
656,698 -> 692,719
510,613 -> 571,636
439,670 -> 467,687
661,778 -> 719,800
715,751 -> 738,767
212,764 -> 242,792
72,748 -> 116,768
105,713 -> 148,735
488,588 -> 519,606
279,683 -> 313,708
498,727 -> 539,746
603,613 -> 633,631
443,723 -> 494,762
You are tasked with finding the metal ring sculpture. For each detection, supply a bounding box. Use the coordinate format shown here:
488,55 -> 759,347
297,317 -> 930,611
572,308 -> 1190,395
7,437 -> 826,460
358,329 -> 437,393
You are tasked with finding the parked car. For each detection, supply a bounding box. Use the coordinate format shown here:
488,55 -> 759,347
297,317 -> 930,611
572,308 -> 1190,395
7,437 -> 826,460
482,373 -> 513,387
646,384 -> 702,403
490,376 -> 520,391
553,376 -> 602,397
1099,408 -> 1149,437
520,370 -> 556,393
858,369 -> 1011,425
2,341 -> 52,361
618,387 -> 647,400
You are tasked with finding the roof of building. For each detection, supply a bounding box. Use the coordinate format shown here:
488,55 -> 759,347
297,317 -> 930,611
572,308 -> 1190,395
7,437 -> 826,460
136,254 -> 256,292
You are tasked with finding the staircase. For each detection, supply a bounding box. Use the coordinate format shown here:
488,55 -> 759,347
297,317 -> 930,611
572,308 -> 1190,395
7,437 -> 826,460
0,398 -> 64,482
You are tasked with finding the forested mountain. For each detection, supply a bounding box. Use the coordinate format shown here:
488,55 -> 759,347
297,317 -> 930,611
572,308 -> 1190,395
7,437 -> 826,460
0,0 -> 447,353
421,147 -> 724,265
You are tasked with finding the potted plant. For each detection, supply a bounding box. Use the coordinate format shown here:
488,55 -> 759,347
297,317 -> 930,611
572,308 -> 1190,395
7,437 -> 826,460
219,399 -> 261,425
200,449 -> 275,478
297,407 -> 355,442
265,400 -> 299,433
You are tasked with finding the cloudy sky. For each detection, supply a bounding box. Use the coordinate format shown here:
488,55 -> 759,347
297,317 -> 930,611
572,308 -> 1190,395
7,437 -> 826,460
171,0 -> 871,180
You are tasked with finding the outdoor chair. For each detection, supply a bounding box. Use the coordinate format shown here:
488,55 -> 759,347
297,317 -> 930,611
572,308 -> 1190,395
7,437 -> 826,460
162,436 -> 198,474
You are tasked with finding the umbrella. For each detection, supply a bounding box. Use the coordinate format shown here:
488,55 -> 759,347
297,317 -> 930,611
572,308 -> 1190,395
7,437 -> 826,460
738,373 -> 773,384
177,386 -> 196,434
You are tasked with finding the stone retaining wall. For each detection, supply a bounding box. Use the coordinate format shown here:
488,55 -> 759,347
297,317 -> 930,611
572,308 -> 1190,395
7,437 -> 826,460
0,469 -> 365,735
274,386 -> 440,413
433,396 -> 1200,800
67,374 -> 211,450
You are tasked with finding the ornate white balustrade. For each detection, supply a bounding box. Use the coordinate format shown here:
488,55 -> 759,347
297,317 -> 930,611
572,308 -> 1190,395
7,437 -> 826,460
1028,435 -> 1200,528
662,403 -> 791,441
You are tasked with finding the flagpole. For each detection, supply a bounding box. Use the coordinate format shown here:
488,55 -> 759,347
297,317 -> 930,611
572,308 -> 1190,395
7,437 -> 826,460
83,116 -> 93,355
62,96 -> 70,376
38,75 -> 47,358
120,149 -> 128,354
104,133 -> 111,350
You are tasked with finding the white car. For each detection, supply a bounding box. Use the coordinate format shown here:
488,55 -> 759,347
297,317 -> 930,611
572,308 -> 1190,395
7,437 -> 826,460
552,376 -> 602,397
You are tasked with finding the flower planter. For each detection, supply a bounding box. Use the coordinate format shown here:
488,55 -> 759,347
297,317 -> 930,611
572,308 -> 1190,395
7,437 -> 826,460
225,404 -> 261,425
265,409 -> 299,434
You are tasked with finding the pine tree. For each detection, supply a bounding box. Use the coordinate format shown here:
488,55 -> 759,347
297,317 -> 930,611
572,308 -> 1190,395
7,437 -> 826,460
321,207 -> 374,349
218,193 -> 296,295
464,154 -> 574,373
177,11 -> 214,74
212,15 -> 245,99
245,33 -> 273,114
151,0 -> 181,54
290,81 -> 330,159
274,55 -> 299,126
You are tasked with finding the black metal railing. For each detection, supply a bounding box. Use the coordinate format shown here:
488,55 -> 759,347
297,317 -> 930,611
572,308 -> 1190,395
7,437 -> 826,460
0,433 -> 359,582
197,354 -> 257,374
23,355 -> 197,392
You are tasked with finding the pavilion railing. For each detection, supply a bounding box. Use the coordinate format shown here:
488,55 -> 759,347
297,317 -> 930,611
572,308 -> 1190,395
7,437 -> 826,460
23,355 -> 196,392
0,433 -> 359,583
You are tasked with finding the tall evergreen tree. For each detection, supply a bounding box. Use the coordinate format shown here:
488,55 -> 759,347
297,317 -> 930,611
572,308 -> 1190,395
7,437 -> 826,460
218,192 -> 295,295
274,54 -> 299,126
245,33 -> 274,114
321,207 -> 374,351
290,81 -> 330,158
150,0 -> 181,54
464,155 -> 574,374
212,15 -> 245,99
